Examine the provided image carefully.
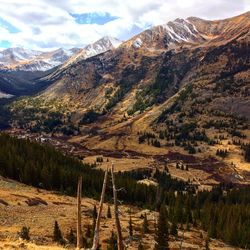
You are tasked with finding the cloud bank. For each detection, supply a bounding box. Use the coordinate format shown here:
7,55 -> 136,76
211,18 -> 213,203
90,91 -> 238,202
0,0 -> 249,50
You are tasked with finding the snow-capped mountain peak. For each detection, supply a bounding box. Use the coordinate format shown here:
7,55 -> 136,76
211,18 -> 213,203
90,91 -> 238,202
125,17 -> 205,50
0,47 -> 81,72
0,37 -> 121,72
84,36 -> 122,57
62,36 -> 122,68
0,47 -> 42,64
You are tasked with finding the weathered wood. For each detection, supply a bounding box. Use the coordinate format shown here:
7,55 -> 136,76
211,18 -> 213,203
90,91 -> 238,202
91,167 -> 109,250
111,164 -> 124,250
77,176 -> 83,249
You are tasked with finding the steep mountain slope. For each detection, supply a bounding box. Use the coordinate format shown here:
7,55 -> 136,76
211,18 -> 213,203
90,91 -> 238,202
10,12 -> 250,179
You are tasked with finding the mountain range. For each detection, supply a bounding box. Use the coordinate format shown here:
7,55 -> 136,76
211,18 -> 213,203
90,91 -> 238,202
20,11 -> 249,118
0,47 -> 78,71
0,36 -> 121,73
0,36 -> 122,96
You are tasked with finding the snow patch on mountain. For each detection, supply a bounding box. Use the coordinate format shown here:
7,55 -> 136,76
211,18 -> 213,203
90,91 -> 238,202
133,38 -> 143,48
84,36 -> 121,57
161,18 -> 199,43
63,36 -> 122,68
128,17 -> 205,51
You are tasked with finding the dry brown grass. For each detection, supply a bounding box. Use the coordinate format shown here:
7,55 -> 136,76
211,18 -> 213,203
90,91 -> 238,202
0,177 -> 241,250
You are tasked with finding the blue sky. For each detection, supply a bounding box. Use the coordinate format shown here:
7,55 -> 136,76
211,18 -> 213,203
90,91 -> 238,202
0,0 -> 249,50
0,17 -> 20,34
70,12 -> 119,25
0,40 -> 12,48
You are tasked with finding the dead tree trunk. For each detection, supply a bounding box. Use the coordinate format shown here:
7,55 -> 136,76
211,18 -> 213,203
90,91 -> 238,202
77,176 -> 83,249
111,164 -> 124,250
91,167 -> 109,250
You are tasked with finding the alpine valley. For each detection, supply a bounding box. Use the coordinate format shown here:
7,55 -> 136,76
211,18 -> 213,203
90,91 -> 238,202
0,10 -> 250,250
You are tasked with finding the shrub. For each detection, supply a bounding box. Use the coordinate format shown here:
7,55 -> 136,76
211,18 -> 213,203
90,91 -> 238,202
19,226 -> 30,241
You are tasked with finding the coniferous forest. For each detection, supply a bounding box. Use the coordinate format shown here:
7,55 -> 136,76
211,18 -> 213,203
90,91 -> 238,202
0,133 -> 250,248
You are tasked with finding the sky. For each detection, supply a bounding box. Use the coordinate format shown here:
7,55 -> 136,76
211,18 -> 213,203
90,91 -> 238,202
0,0 -> 249,51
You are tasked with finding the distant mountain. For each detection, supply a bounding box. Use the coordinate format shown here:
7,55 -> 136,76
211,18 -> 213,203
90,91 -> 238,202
0,47 -> 42,64
0,36 -> 121,72
0,47 -> 81,72
63,36 -> 122,67
0,36 -> 122,96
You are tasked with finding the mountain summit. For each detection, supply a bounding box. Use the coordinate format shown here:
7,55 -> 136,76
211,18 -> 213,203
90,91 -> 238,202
123,11 -> 250,51
64,36 -> 122,67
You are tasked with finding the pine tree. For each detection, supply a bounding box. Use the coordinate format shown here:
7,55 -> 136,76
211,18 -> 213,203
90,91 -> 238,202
107,205 -> 112,218
143,213 -> 149,234
185,196 -> 193,224
244,144 -> 250,162
19,226 -> 30,241
175,198 -> 184,224
93,205 -> 98,219
107,230 -> 118,250
53,221 -> 63,243
154,205 -> 169,250
186,219 -> 190,231
92,217 -> 96,237
85,224 -> 91,238
170,221 -> 178,237
66,229 -> 76,245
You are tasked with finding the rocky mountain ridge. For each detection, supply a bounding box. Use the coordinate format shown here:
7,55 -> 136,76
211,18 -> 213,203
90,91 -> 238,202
0,47 -> 79,71
0,36 -> 121,72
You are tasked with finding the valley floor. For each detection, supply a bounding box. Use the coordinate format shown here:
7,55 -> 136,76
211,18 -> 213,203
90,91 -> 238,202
5,121 -> 250,191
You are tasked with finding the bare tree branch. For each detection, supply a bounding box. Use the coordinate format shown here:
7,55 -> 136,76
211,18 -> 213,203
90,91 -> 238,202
91,167 -> 109,250
111,163 -> 124,250
77,176 -> 83,249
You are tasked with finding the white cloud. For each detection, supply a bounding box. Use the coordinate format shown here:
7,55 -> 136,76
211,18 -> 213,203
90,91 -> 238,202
0,0 -> 249,50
